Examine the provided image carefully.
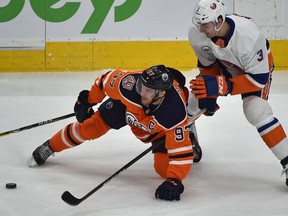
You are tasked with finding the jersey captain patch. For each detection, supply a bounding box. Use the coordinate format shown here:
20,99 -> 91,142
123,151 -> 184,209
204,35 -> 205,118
122,75 -> 136,91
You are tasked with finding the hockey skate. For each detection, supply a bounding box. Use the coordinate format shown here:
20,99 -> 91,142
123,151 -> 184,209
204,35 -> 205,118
27,140 -> 54,167
280,156 -> 288,187
189,122 -> 202,163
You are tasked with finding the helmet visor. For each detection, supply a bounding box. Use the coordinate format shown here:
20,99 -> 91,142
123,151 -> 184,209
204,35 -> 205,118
136,78 -> 159,98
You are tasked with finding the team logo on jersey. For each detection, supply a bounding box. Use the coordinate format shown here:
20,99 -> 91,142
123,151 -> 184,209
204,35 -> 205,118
126,113 -> 149,132
105,101 -> 114,109
122,75 -> 136,90
210,3 -> 217,10
201,46 -> 212,54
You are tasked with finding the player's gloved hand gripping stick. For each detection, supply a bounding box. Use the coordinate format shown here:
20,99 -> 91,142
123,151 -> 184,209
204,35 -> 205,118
190,75 -> 232,98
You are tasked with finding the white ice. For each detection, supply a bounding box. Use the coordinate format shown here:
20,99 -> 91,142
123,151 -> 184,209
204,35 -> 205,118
1,70 -> 288,216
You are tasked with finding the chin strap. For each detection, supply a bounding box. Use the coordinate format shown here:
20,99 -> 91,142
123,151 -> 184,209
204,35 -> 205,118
145,96 -> 165,116
214,19 -> 225,36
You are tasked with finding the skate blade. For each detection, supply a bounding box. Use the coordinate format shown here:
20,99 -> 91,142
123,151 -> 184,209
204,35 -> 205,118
27,156 -> 38,167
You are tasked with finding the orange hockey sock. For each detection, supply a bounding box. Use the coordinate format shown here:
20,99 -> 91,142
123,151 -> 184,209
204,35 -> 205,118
49,111 -> 110,152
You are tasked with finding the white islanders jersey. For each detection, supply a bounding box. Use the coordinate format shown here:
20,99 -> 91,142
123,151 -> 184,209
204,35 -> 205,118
188,14 -> 274,95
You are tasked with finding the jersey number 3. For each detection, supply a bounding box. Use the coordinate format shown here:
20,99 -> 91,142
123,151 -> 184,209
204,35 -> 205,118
257,49 -> 264,62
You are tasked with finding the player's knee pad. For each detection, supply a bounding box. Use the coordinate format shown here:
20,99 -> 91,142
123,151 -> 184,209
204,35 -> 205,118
243,95 -> 273,127
153,153 -> 169,179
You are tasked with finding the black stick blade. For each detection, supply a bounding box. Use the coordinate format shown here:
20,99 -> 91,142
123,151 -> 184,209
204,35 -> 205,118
61,191 -> 82,206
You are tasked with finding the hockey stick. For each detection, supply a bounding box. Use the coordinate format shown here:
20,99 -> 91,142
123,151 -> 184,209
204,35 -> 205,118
0,113 -> 75,137
61,108 -> 206,206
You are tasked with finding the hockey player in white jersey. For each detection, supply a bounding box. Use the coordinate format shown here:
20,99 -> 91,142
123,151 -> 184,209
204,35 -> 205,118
187,0 -> 288,187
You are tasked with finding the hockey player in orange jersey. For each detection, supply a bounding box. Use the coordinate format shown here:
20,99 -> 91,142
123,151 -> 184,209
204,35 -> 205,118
188,0 -> 288,187
27,65 -> 199,201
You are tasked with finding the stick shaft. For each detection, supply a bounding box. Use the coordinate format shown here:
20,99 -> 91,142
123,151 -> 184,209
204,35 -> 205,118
0,113 -> 75,137
61,144 -> 154,205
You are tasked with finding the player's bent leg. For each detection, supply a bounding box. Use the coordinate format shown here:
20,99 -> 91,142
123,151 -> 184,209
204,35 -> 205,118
243,95 -> 288,186
28,111 -> 111,167
243,95 -> 288,159
28,98 -> 127,167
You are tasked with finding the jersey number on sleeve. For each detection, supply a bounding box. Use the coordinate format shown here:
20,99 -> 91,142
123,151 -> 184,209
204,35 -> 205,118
257,49 -> 263,62
175,127 -> 184,142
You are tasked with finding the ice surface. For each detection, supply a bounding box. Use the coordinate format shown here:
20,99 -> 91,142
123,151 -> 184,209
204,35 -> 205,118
1,70 -> 288,216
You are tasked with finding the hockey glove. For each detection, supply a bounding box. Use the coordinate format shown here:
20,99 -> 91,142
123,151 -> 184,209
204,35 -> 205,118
190,75 -> 232,98
74,90 -> 95,123
155,178 -> 184,201
198,97 -> 220,116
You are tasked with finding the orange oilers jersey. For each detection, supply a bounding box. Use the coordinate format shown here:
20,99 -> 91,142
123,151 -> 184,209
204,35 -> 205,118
189,14 -> 274,97
88,69 -> 193,180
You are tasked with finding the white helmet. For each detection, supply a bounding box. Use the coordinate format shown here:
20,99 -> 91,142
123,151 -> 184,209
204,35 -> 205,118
192,0 -> 226,27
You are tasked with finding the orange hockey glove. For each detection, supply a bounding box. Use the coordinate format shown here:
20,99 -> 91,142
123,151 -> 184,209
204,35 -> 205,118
190,75 -> 232,99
